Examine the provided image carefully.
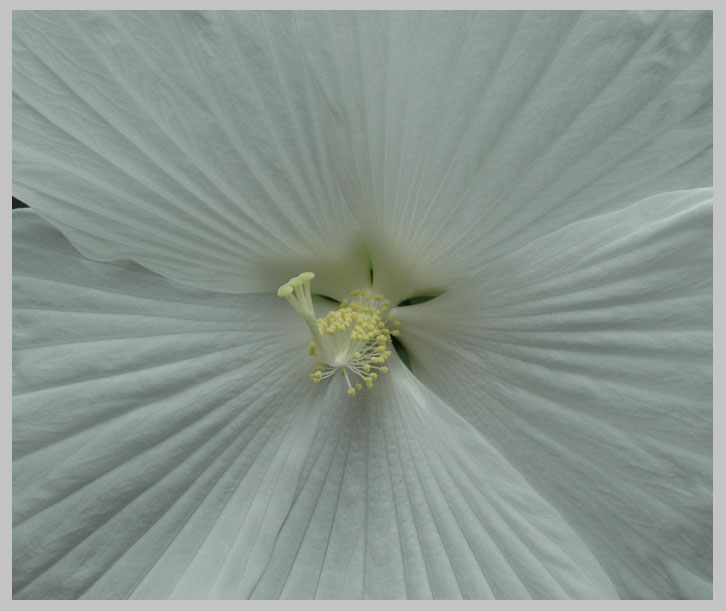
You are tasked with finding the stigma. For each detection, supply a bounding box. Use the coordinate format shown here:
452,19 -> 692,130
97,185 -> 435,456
277,272 -> 400,396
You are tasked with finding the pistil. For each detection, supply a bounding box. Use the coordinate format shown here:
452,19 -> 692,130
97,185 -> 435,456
278,272 -> 400,396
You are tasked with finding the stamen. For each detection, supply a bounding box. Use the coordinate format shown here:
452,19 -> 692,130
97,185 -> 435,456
278,272 -> 398,397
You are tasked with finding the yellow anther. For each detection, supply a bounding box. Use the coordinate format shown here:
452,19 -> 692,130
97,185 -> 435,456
279,273 -> 398,398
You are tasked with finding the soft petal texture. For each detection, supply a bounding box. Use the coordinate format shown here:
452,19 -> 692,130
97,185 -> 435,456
13,12 -> 712,302
397,189 -> 712,599
13,211 -> 618,599
12,11 -> 370,298
293,11 -> 712,303
13,210 -> 317,598
246,366 -> 617,600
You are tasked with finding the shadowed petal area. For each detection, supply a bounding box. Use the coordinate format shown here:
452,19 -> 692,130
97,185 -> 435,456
302,11 -> 712,303
13,211 -> 617,599
12,11 -> 369,298
397,189 -> 712,599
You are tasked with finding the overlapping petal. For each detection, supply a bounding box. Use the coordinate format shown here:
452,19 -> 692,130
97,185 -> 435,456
397,189 -> 712,598
13,211 -> 618,599
296,11 -> 712,302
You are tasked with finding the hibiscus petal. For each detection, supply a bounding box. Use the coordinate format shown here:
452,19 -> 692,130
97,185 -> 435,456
300,11 -> 711,303
14,210 -> 617,599
397,189 -> 712,598
244,358 -> 617,599
12,11 -> 369,297
14,12 -> 711,302
13,210 -> 325,598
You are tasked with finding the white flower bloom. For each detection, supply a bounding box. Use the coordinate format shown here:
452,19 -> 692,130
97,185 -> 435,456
12,11 -> 711,599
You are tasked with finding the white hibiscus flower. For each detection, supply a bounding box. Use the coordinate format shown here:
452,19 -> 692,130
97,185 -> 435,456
12,11 -> 711,599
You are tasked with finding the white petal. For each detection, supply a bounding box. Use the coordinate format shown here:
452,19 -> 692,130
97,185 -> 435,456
13,210 -> 326,598
243,359 -> 616,599
300,12 -> 711,302
397,189 -> 712,598
12,11 -> 369,297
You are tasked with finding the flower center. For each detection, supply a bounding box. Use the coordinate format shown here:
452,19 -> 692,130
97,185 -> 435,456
277,272 -> 400,396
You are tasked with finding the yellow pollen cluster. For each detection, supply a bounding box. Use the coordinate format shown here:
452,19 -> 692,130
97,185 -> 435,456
277,272 -> 399,397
